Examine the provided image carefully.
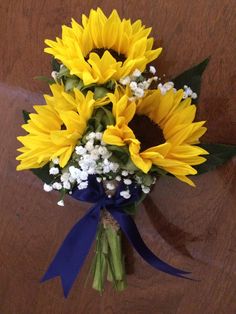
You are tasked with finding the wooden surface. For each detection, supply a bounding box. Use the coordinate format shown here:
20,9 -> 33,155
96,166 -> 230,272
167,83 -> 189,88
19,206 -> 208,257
0,0 -> 236,313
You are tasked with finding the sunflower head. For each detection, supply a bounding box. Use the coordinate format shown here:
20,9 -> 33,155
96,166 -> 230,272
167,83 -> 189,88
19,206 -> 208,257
16,84 -> 103,170
45,8 -> 162,85
103,87 -> 208,186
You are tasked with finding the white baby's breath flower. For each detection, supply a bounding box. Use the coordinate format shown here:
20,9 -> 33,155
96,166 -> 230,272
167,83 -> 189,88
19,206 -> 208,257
78,181 -> 88,190
78,170 -> 88,181
52,157 -> 59,165
120,190 -> 131,199
57,200 -> 64,207
134,87 -> 144,98
191,92 -> 197,99
115,176 -> 121,181
132,69 -> 142,77
60,172 -> 70,182
106,182 -> 115,190
75,146 -> 87,155
63,181 -> 71,190
52,182 -> 62,190
51,71 -> 58,81
124,178 -> 132,185
49,167 -> 59,175
43,183 -> 53,192
95,132 -> 103,140
86,132 -> 96,140
130,81 -> 138,90
121,170 -> 129,176
142,186 -> 151,194
109,162 -> 119,172
69,166 -> 78,178
149,65 -> 156,74
119,76 -> 131,85
85,140 -> 94,151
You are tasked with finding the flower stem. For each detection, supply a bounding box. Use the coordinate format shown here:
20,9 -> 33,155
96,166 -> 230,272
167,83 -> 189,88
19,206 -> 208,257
92,221 -> 127,292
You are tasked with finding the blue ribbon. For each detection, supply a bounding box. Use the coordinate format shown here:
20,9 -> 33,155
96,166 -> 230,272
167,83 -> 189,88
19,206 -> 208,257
41,176 -> 191,297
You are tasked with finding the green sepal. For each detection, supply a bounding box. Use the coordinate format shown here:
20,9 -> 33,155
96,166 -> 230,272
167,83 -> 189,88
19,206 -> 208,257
34,76 -> 54,85
195,143 -> 236,174
172,57 -> 210,103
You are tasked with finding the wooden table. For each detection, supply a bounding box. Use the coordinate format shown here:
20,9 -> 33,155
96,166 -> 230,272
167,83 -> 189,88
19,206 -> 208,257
0,1 -> 235,313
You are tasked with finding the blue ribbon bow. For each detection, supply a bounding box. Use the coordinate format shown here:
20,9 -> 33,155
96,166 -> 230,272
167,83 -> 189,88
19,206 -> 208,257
41,176 -> 190,297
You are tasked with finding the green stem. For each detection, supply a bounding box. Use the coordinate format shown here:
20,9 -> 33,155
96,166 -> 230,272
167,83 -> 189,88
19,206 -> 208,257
91,222 -> 127,293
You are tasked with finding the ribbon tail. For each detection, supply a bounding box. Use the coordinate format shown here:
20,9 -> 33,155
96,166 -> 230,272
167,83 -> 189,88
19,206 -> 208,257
110,210 -> 191,278
41,204 -> 101,297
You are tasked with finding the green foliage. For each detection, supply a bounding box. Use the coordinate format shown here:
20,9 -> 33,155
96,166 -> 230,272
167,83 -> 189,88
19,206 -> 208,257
31,164 -> 54,184
107,145 -> 130,165
172,58 -> 210,103
51,58 -> 61,72
34,76 -> 54,84
22,110 -> 30,123
195,143 -> 236,174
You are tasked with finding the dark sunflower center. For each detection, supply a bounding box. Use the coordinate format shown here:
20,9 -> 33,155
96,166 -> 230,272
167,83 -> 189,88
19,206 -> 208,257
129,115 -> 165,151
86,48 -> 126,63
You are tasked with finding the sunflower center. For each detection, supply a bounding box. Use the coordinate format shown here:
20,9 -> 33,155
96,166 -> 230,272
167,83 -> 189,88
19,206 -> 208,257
129,115 -> 165,151
87,48 -> 126,63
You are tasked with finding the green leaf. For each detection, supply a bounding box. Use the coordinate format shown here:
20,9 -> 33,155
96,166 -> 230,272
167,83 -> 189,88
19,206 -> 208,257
22,110 -> 30,123
94,86 -> 109,99
107,145 -> 130,164
195,143 -> 236,174
81,83 -> 97,92
31,164 -> 54,184
51,58 -> 60,72
172,58 -> 210,103
106,80 -> 116,91
149,165 -> 167,176
34,76 -> 54,84
64,77 -> 81,91
57,66 -> 70,79
123,192 -> 146,215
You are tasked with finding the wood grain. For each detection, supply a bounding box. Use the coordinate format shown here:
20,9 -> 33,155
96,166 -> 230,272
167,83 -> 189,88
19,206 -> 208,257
0,0 -> 236,313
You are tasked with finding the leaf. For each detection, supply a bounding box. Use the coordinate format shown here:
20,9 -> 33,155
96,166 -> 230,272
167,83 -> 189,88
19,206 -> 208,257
107,145 -> 130,164
22,110 -> 30,123
123,192 -> 147,215
51,58 -> 61,72
64,77 -> 81,91
57,66 -> 70,79
34,76 -> 54,84
172,58 -> 210,103
94,86 -> 109,99
195,143 -> 236,174
149,165 -> 167,176
32,164 -> 54,184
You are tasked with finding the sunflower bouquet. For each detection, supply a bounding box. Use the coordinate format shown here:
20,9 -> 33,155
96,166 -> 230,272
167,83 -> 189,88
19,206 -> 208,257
16,8 -> 236,297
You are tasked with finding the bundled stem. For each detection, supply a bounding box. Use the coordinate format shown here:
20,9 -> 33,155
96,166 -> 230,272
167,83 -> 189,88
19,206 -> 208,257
91,209 -> 127,293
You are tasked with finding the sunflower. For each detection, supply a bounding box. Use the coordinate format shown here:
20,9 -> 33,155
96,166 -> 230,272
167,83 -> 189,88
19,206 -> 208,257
44,8 -> 162,86
103,88 -> 208,186
16,84 -> 99,170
